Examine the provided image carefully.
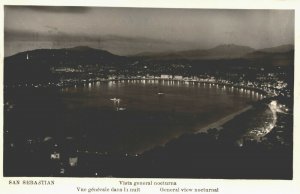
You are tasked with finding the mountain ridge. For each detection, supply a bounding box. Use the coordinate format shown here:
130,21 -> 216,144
5,44 -> 294,60
134,44 -> 293,60
4,44 -> 294,85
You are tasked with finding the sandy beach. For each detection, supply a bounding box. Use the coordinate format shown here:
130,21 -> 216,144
195,105 -> 253,134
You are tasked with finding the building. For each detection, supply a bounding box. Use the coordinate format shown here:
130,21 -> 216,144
174,75 -> 183,80
69,157 -> 78,167
161,74 -> 172,79
50,152 -> 60,160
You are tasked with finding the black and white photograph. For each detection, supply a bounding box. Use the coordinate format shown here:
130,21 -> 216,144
3,4 -> 295,180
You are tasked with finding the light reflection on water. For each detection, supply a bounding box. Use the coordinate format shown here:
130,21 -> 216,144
68,80 -> 264,111
59,80 -> 264,153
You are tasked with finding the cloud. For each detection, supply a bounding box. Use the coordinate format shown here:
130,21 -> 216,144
101,35 -> 170,44
5,5 -> 91,14
5,29 -> 96,42
4,7 -> 294,56
5,29 -> 170,45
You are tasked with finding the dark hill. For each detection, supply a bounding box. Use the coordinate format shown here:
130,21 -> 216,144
4,46 -> 128,84
5,46 -> 126,67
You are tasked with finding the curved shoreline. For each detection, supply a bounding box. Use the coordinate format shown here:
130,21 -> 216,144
6,78 -> 268,155
7,78 -> 271,98
92,78 -> 270,96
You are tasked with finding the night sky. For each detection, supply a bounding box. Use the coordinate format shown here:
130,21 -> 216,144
4,6 -> 294,56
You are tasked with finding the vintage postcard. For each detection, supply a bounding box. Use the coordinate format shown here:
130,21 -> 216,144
0,0 -> 299,194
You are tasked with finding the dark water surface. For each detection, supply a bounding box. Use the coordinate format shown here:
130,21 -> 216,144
5,80 -> 262,154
